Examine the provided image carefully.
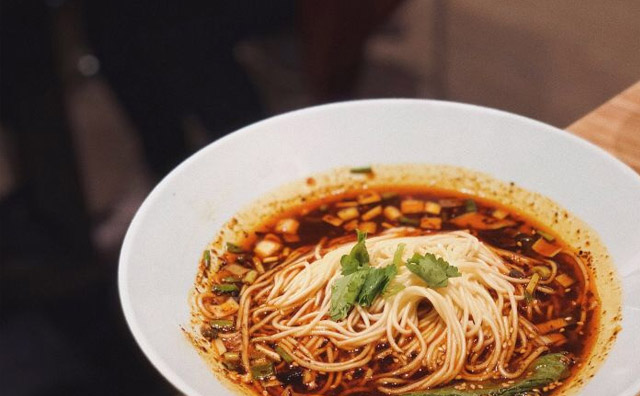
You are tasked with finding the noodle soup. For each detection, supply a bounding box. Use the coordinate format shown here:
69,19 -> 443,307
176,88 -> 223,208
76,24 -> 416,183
188,166 -> 615,396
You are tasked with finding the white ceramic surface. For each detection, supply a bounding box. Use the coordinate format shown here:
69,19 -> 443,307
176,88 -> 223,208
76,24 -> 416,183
119,100 -> 640,396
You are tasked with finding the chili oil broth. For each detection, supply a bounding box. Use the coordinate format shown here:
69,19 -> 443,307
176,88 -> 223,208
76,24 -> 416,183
198,186 -> 600,396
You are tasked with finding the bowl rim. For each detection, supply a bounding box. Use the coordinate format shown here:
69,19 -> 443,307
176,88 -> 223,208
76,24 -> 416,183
118,98 -> 640,396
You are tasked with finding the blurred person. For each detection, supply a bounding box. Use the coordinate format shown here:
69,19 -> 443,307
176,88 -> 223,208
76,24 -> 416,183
84,1 -> 296,177
0,0 -> 403,394
84,0 -> 404,177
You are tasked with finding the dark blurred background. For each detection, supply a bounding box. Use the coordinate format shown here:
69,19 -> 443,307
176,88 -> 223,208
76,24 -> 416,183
1,1 -> 639,395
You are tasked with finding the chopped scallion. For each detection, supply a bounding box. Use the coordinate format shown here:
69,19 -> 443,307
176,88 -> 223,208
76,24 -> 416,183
464,199 -> 477,213
398,216 -> 419,226
250,362 -> 275,380
210,319 -> 235,332
275,344 -> 293,363
350,166 -> 372,174
525,273 -> 540,297
531,265 -> 551,279
213,283 -> 240,295
536,229 -> 555,242
226,242 -> 245,253
392,243 -> 406,269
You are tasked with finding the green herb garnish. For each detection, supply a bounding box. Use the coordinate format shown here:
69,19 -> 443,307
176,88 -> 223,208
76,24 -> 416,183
357,264 -> 397,307
392,243 -> 406,269
250,362 -> 275,380
401,352 -> 571,396
350,166 -> 373,174
398,216 -> 419,226
405,252 -> 461,288
382,281 -> 405,298
213,283 -> 240,295
203,250 -> 211,266
210,319 -> 235,332
536,229 -> 555,242
226,242 -> 244,254
524,291 -> 534,304
340,230 -> 370,275
332,235 -> 403,319
330,270 -> 369,320
379,244 -> 407,299
464,199 -> 477,213
275,344 -> 293,363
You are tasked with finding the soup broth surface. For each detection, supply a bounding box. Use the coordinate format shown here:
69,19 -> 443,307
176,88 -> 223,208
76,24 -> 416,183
191,185 -> 600,396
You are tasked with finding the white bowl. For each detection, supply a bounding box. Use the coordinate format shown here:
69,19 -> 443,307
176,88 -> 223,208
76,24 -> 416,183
119,100 -> 640,396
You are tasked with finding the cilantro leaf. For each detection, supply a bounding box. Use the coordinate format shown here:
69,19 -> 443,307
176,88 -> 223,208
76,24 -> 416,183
340,230 -> 370,275
392,243 -> 405,269
405,252 -> 461,288
382,281 -> 405,298
330,270 -> 369,320
331,236 -> 406,320
401,353 -> 570,396
357,264 -> 397,307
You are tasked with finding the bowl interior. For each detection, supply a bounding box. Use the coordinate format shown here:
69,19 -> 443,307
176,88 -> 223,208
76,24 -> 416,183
119,99 -> 640,396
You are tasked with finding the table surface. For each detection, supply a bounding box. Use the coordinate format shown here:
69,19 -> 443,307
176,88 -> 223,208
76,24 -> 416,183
566,81 -> 640,173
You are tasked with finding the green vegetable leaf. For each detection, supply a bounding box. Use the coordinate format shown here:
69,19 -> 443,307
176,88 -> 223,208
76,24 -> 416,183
392,243 -> 406,269
357,264 -> 397,307
405,252 -> 461,288
330,270 -> 369,320
401,352 -> 571,396
382,280 -> 405,298
340,230 -> 370,275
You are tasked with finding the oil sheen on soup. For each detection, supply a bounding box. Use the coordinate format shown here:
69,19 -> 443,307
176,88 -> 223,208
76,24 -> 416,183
192,187 -> 599,396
